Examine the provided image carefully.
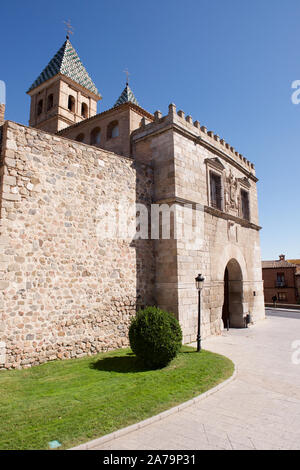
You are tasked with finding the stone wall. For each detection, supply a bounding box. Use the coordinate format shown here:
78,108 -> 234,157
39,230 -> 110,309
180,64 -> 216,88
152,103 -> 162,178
59,103 -> 153,158
0,101 -> 266,368
0,121 -> 154,368
171,125 -> 265,341
0,104 -> 5,126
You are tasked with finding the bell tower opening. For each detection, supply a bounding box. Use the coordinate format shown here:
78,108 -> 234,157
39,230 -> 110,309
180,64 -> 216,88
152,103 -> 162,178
222,258 -> 244,329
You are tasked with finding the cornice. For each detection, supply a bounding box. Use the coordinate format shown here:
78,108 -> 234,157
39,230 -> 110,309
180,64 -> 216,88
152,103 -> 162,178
153,196 -> 261,231
204,157 -> 225,171
204,206 -> 261,231
174,123 -> 258,183
57,102 -> 154,135
27,73 -> 102,101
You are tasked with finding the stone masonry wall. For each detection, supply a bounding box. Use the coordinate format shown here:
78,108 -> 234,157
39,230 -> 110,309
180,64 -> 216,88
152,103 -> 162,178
0,104 -> 5,126
133,104 -> 265,343
171,129 -> 265,342
0,121 -> 154,369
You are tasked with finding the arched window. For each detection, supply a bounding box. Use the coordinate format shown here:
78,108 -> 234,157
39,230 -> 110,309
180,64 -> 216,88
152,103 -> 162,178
47,94 -> 54,111
75,133 -> 85,143
37,99 -> 43,116
107,120 -> 119,139
68,95 -> 75,112
81,102 -> 88,118
90,127 -> 101,145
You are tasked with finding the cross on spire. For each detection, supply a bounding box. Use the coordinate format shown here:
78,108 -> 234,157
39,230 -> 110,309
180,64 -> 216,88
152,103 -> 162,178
63,19 -> 74,40
123,68 -> 130,86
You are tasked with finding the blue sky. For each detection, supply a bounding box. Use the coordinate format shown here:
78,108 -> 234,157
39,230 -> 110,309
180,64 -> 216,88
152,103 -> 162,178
1,0 -> 299,260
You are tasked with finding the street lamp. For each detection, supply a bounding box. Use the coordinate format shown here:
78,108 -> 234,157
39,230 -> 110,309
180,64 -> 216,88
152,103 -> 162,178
195,273 -> 205,352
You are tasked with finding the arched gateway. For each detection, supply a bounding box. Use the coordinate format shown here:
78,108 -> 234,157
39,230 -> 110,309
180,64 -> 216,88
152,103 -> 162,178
222,258 -> 245,329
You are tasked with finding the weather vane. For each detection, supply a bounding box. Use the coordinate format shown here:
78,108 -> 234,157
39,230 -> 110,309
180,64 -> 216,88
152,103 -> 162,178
124,68 -> 130,86
63,19 -> 74,39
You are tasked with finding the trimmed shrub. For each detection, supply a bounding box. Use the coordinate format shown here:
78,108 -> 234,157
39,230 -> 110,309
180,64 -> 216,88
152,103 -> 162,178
129,306 -> 182,369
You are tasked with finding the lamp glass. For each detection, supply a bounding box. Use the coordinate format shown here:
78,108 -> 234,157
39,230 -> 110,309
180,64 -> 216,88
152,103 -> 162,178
195,274 -> 204,291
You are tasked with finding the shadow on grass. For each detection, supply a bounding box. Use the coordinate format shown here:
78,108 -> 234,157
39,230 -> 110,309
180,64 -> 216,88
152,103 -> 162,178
90,354 -> 151,373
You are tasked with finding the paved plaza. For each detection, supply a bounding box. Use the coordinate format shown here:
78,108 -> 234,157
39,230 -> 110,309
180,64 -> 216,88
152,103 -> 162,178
91,309 -> 300,450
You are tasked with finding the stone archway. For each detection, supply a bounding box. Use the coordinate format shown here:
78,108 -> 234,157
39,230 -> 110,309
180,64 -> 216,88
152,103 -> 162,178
222,258 -> 245,329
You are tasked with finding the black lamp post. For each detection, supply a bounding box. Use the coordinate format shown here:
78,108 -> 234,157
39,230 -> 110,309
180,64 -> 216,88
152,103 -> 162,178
195,273 -> 205,352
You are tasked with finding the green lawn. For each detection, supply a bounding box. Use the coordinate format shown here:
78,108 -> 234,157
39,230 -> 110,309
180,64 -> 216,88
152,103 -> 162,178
0,346 -> 234,450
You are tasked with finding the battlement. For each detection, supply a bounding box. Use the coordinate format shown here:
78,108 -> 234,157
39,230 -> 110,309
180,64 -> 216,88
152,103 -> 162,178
134,103 -> 255,174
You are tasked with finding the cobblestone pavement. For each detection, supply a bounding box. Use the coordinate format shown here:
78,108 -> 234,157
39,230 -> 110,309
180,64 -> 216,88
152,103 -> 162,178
92,310 -> 300,450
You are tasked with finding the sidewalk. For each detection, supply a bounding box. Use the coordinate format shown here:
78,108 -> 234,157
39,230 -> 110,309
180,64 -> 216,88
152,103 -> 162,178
76,312 -> 300,450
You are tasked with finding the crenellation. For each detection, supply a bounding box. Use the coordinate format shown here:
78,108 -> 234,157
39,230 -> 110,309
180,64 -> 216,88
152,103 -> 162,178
147,104 -> 256,172
168,103 -> 177,117
133,105 -> 257,176
154,110 -> 162,121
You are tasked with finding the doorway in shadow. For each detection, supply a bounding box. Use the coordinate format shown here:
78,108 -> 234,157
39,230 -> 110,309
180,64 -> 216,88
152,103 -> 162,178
222,258 -> 244,329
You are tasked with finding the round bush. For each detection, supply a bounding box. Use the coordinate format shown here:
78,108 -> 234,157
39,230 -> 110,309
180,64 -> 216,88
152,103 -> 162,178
129,306 -> 182,369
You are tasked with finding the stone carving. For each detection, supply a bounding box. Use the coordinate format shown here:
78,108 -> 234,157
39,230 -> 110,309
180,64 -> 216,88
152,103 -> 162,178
228,221 -> 238,243
225,170 -> 240,213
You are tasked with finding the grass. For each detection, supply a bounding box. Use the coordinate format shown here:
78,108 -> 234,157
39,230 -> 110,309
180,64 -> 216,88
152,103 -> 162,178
0,346 -> 234,450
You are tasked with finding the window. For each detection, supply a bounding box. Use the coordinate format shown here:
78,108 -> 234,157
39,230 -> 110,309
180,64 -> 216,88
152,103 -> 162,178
37,99 -> 43,116
241,189 -> 250,221
75,133 -> 85,143
90,127 -> 101,145
278,292 -> 287,301
47,94 -> 54,111
107,120 -> 119,139
276,272 -> 285,287
81,102 -> 88,118
68,95 -> 75,112
210,171 -> 223,210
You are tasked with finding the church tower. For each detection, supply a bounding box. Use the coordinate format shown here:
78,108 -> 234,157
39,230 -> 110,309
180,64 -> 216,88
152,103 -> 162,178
27,37 -> 101,133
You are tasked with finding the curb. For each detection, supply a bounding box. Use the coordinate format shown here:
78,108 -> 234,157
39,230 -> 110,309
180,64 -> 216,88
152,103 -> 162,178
70,364 -> 237,450
266,307 -> 300,313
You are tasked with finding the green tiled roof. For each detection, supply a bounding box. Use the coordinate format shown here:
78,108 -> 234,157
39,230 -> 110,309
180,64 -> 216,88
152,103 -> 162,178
114,84 -> 139,107
27,39 -> 101,97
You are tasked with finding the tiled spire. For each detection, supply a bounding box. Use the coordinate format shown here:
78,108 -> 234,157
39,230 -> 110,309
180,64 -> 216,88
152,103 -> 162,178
27,38 -> 101,97
114,84 -> 139,107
